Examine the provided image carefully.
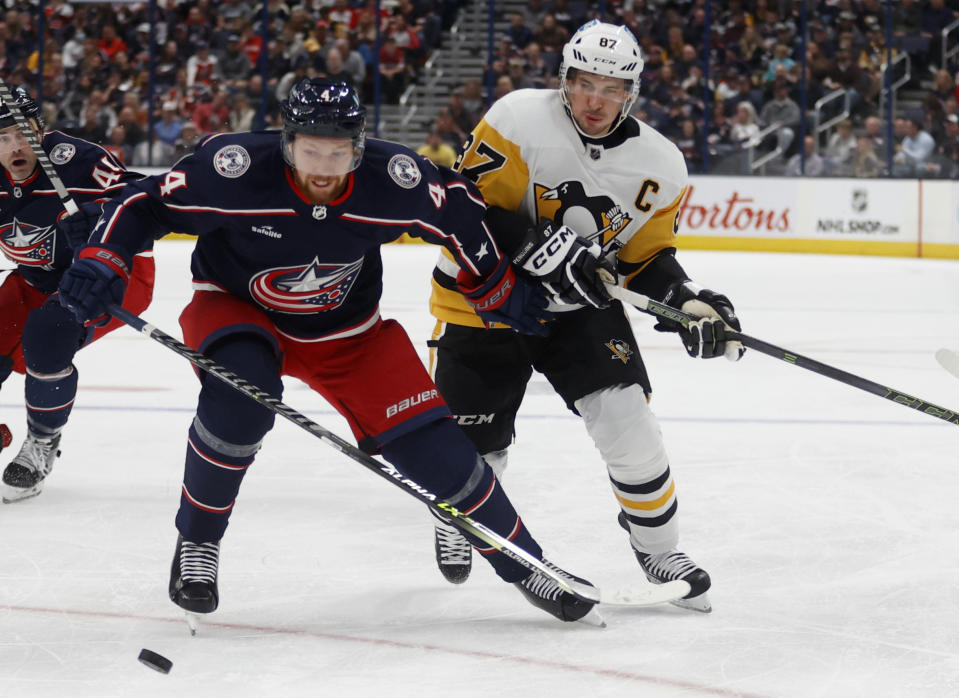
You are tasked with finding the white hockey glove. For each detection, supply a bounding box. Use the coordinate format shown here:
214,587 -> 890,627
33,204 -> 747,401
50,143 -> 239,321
656,281 -> 745,361
513,220 -> 614,309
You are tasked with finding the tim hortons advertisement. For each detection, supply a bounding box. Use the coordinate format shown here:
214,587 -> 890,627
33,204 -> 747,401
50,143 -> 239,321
681,176 -> 918,243
679,177 -> 795,238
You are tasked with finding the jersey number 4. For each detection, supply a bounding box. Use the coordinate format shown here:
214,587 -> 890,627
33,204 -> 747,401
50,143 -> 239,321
91,156 -> 125,189
455,135 -> 507,182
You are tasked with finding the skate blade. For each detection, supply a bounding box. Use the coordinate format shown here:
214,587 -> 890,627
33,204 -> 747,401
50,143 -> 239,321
670,591 -> 711,613
578,606 -> 606,628
185,612 -> 200,636
1,484 -> 43,503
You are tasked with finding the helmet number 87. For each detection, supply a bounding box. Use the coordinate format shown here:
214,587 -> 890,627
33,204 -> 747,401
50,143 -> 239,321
598,38 -> 618,48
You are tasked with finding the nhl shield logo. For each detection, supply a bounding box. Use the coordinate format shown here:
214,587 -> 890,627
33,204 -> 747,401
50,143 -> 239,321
50,142 -> 76,165
387,154 -> 421,189
312,205 -> 327,220
852,189 -> 867,213
213,145 -> 251,178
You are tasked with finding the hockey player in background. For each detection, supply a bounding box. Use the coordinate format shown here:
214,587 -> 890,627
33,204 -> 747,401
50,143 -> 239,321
0,86 -> 154,503
58,78 -> 604,624
428,21 -> 747,612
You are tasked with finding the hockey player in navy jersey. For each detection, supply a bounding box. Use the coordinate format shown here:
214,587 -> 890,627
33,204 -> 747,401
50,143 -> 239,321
0,86 -> 154,503
58,78 -> 601,623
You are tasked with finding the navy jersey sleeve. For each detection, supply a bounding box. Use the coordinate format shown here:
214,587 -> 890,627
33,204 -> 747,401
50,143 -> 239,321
91,142 -> 239,261
402,158 -> 503,280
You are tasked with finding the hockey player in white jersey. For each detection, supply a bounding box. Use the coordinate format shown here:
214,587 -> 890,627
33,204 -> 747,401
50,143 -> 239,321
428,21 -> 746,612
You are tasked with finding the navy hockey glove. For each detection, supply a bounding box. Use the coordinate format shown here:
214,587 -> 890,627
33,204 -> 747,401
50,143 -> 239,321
655,280 -> 745,361
514,220 -> 614,309
57,200 -> 104,252
58,246 -> 131,325
457,257 -> 552,336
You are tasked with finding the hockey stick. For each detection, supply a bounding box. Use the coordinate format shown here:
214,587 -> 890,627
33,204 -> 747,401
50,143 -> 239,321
105,303 -> 690,608
601,274 -> 959,427
0,77 -> 79,216
935,348 -> 959,380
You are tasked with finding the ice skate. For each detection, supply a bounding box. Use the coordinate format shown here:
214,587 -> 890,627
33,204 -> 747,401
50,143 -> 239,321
169,534 -> 220,633
633,548 -> 712,612
433,517 -> 472,584
618,511 -> 711,612
514,560 -> 604,625
1,431 -> 60,503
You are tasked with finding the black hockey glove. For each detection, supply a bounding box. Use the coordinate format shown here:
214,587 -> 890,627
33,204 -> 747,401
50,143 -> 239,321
457,256 -> 552,336
57,200 -> 105,252
513,220 -> 614,309
655,280 -> 745,361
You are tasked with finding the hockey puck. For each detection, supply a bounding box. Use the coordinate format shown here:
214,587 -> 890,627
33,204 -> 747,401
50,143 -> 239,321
138,648 -> 173,674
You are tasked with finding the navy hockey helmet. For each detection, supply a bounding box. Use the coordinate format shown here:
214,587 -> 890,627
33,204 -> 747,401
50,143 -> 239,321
0,85 -> 43,131
280,78 -> 366,174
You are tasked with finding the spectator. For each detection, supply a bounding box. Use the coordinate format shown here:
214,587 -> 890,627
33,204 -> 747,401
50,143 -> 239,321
228,91 -> 256,132
894,117 -> 936,176
416,127 -> 458,168
320,47 -> 353,85
334,37 -> 366,88
850,136 -> 885,178
448,87 -> 479,134
786,135 -> 826,176
763,43 -> 795,84
155,100 -> 184,148
220,34 -> 253,87
378,35 -> 407,104
863,115 -> 886,153
506,12 -> 533,50
522,42 -> 550,89
173,121 -> 201,160
97,24 -> 127,61
675,118 -> 703,172
759,79 -> 800,155
192,89 -> 231,136
434,108 -> 466,148
824,119 -> 857,171
186,41 -> 221,89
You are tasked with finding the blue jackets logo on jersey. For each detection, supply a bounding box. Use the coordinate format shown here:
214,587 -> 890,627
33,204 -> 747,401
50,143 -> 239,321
387,154 -> 421,189
213,145 -> 251,178
249,257 -> 364,314
50,142 -> 77,165
0,218 -> 56,267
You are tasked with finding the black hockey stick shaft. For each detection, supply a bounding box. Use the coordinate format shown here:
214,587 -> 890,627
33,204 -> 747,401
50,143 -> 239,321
603,279 -> 959,427
0,77 -> 79,216
105,303 -> 599,602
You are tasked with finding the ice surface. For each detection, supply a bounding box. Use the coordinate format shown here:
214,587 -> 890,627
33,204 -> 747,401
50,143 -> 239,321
2,242 -> 958,697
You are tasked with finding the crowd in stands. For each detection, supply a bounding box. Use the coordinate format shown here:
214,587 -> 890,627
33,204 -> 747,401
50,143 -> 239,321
2,0 -> 959,176
3,0 -> 462,165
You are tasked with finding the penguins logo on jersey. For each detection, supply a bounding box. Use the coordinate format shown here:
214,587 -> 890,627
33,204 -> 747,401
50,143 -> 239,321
50,143 -> 77,165
213,145 -> 251,178
0,218 -> 56,268
605,339 -> 633,365
388,154 -> 421,189
249,257 -> 363,314
535,180 -> 632,249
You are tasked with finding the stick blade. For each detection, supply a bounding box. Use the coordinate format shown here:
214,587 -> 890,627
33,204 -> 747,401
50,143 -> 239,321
935,348 -> 959,379
599,580 -> 691,607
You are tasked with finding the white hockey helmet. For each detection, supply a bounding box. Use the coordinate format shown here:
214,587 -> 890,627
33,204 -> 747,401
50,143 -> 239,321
559,20 -> 644,136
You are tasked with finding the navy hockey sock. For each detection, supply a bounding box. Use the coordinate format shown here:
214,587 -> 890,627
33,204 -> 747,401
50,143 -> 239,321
24,365 -> 78,435
175,335 -> 281,542
381,419 -> 542,582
